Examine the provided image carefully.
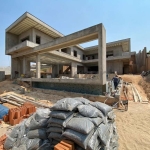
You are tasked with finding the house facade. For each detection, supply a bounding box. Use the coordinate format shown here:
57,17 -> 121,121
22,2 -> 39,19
5,12 -> 136,81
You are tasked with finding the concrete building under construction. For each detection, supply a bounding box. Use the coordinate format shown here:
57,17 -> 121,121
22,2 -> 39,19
5,12 -> 137,95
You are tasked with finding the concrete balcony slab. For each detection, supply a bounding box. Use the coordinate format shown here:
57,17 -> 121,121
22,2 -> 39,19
6,41 -> 38,55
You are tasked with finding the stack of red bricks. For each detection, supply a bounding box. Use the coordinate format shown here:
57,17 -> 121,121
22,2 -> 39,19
54,140 -> 74,150
0,134 -> 7,150
3,102 -> 36,126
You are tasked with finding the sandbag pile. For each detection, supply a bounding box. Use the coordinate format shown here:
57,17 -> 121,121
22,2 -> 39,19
4,108 -> 51,150
4,97 -> 118,150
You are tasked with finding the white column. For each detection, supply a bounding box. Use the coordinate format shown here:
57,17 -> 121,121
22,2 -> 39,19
23,56 -> 26,74
98,24 -> 106,85
36,54 -> 41,78
71,62 -> 77,77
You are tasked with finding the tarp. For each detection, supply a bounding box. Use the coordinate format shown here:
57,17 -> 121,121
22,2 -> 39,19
0,104 -> 9,119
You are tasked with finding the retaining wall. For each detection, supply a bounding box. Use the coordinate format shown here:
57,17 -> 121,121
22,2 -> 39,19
32,82 -> 105,95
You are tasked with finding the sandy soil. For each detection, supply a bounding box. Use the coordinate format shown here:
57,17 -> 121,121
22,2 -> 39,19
115,101 -> 150,150
0,75 -> 150,149
120,75 -> 148,101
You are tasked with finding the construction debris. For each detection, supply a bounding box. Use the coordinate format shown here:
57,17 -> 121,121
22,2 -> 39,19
3,97 -> 118,150
0,94 -> 50,108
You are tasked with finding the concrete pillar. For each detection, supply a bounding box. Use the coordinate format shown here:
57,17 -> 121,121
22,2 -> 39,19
11,57 -> 20,79
36,54 -> 41,78
71,62 -> 77,77
59,49 -> 61,52
22,57 -> 30,75
98,24 -> 106,85
57,64 -> 59,75
84,66 -> 88,74
23,57 -> 26,74
11,57 -> 14,79
26,61 -> 30,73
32,28 -> 36,43
70,47 -> 74,56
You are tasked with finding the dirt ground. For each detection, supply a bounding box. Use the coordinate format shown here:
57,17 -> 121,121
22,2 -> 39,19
115,101 -> 150,150
0,75 -> 150,149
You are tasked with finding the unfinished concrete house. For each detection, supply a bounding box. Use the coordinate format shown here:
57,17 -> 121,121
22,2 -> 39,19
5,12 -> 135,95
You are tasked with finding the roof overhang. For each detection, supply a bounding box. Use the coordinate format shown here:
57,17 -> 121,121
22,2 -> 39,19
6,12 -> 84,50
6,12 -> 64,38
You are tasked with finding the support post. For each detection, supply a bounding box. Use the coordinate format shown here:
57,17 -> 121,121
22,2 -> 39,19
71,62 -> 77,77
98,24 -> 106,85
23,56 -> 26,74
36,54 -> 41,78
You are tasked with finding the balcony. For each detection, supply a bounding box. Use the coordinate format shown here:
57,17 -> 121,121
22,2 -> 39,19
6,40 -> 39,55
107,52 -> 131,61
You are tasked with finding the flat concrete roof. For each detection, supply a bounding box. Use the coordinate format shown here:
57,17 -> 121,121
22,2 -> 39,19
6,12 -> 64,38
6,12 -> 84,50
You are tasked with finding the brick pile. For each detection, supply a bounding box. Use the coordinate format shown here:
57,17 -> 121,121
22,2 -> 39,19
54,140 -> 74,150
0,134 -> 6,150
3,102 -> 36,125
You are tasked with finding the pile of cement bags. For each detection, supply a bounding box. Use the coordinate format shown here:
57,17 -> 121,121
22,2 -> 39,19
4,97 -> 118,150
4,108 -> 51,150
50,98 -> 118,150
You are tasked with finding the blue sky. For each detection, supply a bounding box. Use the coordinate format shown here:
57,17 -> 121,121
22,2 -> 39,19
0,0 -> 150,67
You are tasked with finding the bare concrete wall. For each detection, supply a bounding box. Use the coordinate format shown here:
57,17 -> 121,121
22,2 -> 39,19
107,61 -> 123,74
72,46 -> 83,60
33,28 -> 54,44
107,45 -> 123,57
6,33 -> 19,51
18,29 -> 33,42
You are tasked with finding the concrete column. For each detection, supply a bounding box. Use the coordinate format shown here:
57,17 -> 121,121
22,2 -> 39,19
23,57 -> 26,74
27,61 -> 30,72
32,28 -> 36,43
36,54 -> 41,78
57,64 -> 59,75
84,66 -> 88,74
11,57 -> 20,79
71,62 -> 77,77
98,24 -> 106,85
59,49 -> 61,52
11,57 -> 14,79
70,47 -> 74,56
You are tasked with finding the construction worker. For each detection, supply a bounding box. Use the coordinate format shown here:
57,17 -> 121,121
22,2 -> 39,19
112,75 -> 120,90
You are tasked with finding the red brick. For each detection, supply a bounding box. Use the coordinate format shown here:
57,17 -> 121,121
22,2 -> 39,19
61,140 -> 74,150
60,141 -> 72,150
54,144 -> 66,150
3,115 -> 9,122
